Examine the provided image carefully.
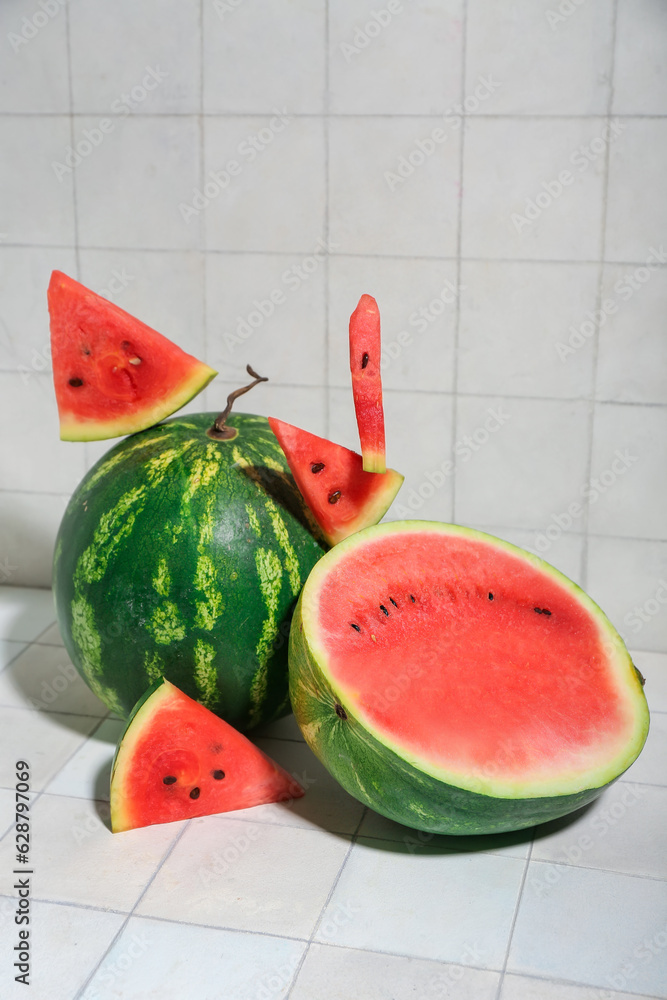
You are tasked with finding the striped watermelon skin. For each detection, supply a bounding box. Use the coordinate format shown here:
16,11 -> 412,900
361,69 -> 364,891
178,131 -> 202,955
53,412 -> 327,730
289,521 -> 649,835
289,611 -> 610,835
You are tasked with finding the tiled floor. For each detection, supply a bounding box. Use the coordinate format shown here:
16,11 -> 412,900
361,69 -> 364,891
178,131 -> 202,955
0,585 -> 665,1000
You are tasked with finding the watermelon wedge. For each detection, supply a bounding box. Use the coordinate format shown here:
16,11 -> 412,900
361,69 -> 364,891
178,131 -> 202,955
349,294 -> 386,473
48,271 -> 217,441
268,417 -> 404,546
110,678 -> 304,832
289,521 -> 650,835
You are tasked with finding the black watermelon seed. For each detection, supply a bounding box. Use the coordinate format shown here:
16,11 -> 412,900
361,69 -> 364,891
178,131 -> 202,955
534,607 -> 542,614
212,770 -> 225,780
311,462 -> 325,473
361,352 -> 369,369
488,592 -> 494,600
542,609 -> 552,616
350,623 -> 361,632
69,377 -> 84,387
190,787 -> 201,800
163,775 -> 177,785
380,604 -> 389,616
328,490 -> 342,504
390,597 -> 398,607
335,703 -> 348,720
210,743 -> 223,754
409,594 -> 416,603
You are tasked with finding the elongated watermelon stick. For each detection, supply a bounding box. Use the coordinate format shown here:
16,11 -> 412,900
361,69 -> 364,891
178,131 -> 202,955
349,294 -> 386,473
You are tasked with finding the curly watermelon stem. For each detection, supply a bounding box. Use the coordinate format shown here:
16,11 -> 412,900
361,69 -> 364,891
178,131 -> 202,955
208,365 -> 268,440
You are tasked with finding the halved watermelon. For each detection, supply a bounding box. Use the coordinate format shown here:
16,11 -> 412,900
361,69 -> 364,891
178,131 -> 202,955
48,271 -> 217,441
268,417 -> 403,546
349,294 -> 386,473
110,678 -> 303,832
289,521 -> 650,835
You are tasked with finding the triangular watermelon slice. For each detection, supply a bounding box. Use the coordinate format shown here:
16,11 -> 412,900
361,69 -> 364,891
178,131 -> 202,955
48,271 -> 217,441
110,678 -> 303,833
268,417 -> 403,546
349,294 -> 386,473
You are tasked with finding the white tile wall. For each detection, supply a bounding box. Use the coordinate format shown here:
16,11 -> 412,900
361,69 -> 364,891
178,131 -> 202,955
0,4 -> 664,659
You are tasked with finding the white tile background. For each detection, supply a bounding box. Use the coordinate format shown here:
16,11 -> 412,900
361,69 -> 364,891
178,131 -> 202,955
0,587 -> 665,999
0,0 -> 664,664
0,6 -> 666,992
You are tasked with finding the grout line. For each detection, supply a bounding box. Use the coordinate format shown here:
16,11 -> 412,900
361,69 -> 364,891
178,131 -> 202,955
579,0 -> 619,593
493,838 -> 534,1000
1,243 -> 666,269
498,969 -> 665,1000
73,819 -> 193,999
0,894 -> 130,917
198,0 -> 208,407
526,857 -> 667,885
0,702 -> 109,718
324,0 -> 331,438
285,806 -> 368,999
3,373 -> 667,409
63,1 -> 80,282
284,934 -> 505,973
1,111 -> 666,120
450,0 -> 468,524
130,909 -> 310,945
5,884 -> 665,999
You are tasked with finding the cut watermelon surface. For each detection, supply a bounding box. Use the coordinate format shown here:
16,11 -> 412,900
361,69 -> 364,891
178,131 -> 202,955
268,417 -> 403,546
110,678 -> 303,832
349,294 -> 386,473
48,271 -> 217,441
289,521 -> 649,835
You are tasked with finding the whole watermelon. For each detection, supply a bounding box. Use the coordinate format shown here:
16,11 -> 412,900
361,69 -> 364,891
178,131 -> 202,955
53,412 -> 327,729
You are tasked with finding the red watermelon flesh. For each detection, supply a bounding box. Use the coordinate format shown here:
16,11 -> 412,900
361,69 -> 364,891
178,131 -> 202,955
268,417 -> 404,546
304,523 -> 648,797
48,271 -> 217,441
110,678 -> 303,833
349,294 -> 386,473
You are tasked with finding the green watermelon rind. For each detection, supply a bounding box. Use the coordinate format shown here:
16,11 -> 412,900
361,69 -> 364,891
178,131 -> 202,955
110,676 -> 167,784
53,412 -> 327,731
289,520 -> 650,836
59,361 -> 218,442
